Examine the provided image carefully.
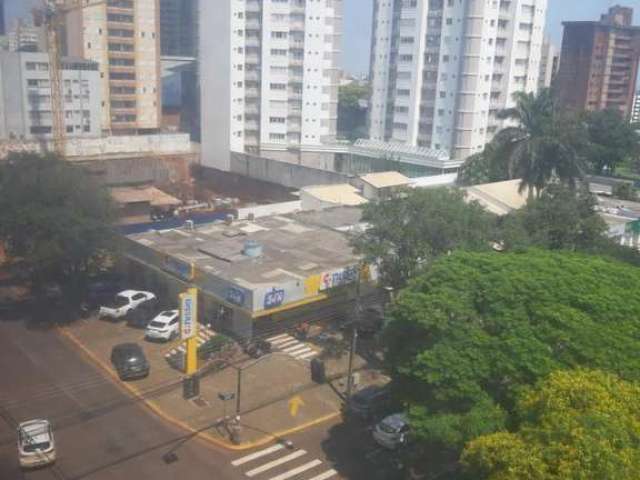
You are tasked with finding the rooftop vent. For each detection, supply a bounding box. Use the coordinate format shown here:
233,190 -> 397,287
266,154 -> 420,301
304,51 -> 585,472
243,239 -> 263,258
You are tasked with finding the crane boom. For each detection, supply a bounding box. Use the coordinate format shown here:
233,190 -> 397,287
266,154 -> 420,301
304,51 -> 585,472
42,0 -> 107,156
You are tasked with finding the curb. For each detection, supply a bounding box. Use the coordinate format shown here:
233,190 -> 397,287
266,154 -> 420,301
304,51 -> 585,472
56,326 -> 340,451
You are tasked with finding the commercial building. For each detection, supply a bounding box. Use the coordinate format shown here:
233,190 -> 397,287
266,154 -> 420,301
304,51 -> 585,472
124,206 -> 376,338
8,19 -> 44,52
0,52 -> 101,140
555,6 -> 640,118
200,0 -> 342,171
64,0 -> 161,134
538,37 -> 558,89
159,0 -> 197,57
368,0 -> 548,160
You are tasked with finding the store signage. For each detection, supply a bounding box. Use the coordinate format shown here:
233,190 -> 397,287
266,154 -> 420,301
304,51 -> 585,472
264,288 -> 285,309
319,265 -> 359,291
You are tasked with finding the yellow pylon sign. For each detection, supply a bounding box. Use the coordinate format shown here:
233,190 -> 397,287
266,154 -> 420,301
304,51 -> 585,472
180,288 -> 198,375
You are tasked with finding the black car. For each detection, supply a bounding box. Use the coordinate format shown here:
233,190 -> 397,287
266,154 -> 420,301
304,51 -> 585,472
125,301 -> 158,329
346,385 -> 396,421
110,343 -> 150,380
84,273 -> 124,310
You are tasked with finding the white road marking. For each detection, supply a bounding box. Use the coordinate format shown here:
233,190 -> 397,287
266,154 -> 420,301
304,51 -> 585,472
287,346 -> 312,356
245,450 -> 307,477
231,444 -> 285,466
270,336 -> 296,346
296,351 -> 318,360
266,333 -> 290,342
275,339 -> 300,348
267,459 -> 322,480
307,469 -> 338,480
282,343 -> 309,353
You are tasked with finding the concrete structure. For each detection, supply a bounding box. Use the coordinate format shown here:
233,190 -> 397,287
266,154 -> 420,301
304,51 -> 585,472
8,19 -> 44,52
355,171 -> 412,201
0,0 -> 5,37
65,0 -> 161,134
539,37 -> 559,89
464,178 -> 530,216
200,0 -> 343,171
111,185 -> 182,219
632,91 -> 640,123
556,6 -> 640,118
300,184 -> 367,210
124,206 -> 374,338
160,0 -> 197,57
368,0 -> 548,160
0,52 -> 101,141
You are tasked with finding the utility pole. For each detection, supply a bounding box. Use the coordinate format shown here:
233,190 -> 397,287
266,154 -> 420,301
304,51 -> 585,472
346,266 -> 362,399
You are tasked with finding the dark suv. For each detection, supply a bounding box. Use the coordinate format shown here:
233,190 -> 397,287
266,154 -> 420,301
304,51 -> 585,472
110,343 -> 150,380
346,385 -> 396,421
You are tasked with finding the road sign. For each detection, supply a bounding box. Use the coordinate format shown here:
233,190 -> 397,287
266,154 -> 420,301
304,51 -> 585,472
180,288 -> 198,340
288,395 -> 305,417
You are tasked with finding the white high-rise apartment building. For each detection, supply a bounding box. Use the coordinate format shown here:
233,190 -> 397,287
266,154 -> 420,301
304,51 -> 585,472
200,0 -> 342,171
369,0 -> 547,160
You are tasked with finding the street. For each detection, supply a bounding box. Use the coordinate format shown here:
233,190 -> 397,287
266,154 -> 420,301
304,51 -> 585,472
0,316 -> 387,480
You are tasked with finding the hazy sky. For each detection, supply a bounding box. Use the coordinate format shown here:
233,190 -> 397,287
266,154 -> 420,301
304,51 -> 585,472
6,0 -> 640,75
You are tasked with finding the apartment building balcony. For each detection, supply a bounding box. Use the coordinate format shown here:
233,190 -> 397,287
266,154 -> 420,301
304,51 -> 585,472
111,121 -> 137,130
107,35 -> 134,45
245,0 -> 262,13
288,90 -> 303,100
290,1 -> 305,15
245,88 -> 260,98
109,64 -> 136,73
244,119 -> 260,130
245,20 -> 262,30
106,7 -> 134,16
245,71 -> 261,82
289,57 -> 304,67
110,107 -> 137,116
245,53 -> 261,64
244,104 -> 260,115
245,37 -> 261,48
109,79 -> 137,90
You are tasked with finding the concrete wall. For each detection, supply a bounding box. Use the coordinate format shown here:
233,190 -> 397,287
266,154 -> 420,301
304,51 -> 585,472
79,154 -> 190,186
230,152 -> 352,189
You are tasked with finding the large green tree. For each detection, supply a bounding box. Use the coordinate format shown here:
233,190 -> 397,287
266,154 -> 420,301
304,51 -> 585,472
461,369 -> 640,480
0,153 -> 115,290
385,250 -> 640,456
338,82 -> 369,141
495,89 -> 585,194
583,109 -> 640,175
352,187 -> 496,288
456,142 -> 510,187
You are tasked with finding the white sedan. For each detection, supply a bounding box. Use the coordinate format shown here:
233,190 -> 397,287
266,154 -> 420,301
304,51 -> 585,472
99,290 -> 156,320
18,419 -> 56,468
145,310 -> 180,341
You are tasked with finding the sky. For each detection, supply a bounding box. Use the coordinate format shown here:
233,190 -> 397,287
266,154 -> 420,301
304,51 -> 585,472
5,0 -> 640,75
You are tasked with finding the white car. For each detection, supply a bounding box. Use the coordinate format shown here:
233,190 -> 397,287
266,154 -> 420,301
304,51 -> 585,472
372,413 -> 410,450
99,290 -> 156,320
17,419 -> 56,468
145,310 -> 180,341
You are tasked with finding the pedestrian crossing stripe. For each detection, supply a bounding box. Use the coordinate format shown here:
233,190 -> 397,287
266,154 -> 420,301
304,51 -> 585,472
245,450 -> 307,477
266,333 -> 290,342
267,459 -> 322,480
231,444 -> 285,466
266,334 -> 318,361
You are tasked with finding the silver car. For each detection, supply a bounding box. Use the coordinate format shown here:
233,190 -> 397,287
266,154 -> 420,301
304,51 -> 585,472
372,413 -> 410,449
17,419 -> 56,468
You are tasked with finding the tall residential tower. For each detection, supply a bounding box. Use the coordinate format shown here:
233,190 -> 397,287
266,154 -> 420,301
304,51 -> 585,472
65,0 -> 161,134
200,0 -> 342,171
368,0 -> 547,160
555,6 -> 640,119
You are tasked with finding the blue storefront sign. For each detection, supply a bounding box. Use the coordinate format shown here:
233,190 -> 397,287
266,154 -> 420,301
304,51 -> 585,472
264,288 -> 285,309
226,287 -> 246,306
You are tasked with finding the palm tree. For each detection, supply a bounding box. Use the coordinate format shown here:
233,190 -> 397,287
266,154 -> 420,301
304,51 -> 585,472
494,89 -> 585,196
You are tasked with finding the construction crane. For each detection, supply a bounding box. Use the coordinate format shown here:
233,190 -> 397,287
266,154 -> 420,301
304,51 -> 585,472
35,0 -> 106,156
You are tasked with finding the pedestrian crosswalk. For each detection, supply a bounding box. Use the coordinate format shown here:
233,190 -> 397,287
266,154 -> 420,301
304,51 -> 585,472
231,444 -> 338,480
266,333 -> 318,361
164,325 -> 217,367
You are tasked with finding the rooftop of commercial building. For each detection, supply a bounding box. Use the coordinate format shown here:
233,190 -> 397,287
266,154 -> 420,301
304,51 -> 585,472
111,186 -> 182,208
127,206 -> 364,290
301,184 -> 367,206
359,171 -> 412,189
464,179 -> 530,216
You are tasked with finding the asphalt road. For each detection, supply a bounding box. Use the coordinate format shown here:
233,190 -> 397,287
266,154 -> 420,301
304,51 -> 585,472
0,317 -> 239,480
0,316 -> 389,480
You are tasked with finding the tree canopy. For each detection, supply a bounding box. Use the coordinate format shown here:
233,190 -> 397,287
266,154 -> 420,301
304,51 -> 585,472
583,109 -> 639,175
352,187 -> 496,289
337,82 -> 369,141
461,369 -> 640,480
384,249 -> 640,454
0,153 -> 116,290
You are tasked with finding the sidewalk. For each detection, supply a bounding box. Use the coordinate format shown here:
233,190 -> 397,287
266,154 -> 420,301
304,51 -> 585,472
59,317 -> 369,450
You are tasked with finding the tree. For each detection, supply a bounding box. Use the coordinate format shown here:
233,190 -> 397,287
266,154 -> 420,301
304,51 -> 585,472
495,89 -> 585,195
583,109 -> 640,175
338,82 -> 370,141
500,184 -> 607,251
384,250 -> 640,455
456,142 -> 510,187
352,188 -> 496,289
0,153 -> 116,292
461,369 -> 640,480
612,182 -> 638,201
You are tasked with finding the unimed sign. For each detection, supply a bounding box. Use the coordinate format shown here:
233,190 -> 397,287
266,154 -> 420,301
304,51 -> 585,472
180,289 -> 198,340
